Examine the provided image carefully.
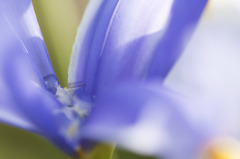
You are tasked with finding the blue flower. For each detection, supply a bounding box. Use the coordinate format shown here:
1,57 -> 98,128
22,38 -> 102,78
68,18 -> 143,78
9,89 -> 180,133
0,0 -> 209,158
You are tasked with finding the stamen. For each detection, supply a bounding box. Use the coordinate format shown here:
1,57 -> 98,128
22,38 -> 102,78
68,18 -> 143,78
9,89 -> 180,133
47,80 -> 92,144
66,121 -> 80,138
55,86 -> 73,106
67,81 -> 85,88
71,100 -> 91,118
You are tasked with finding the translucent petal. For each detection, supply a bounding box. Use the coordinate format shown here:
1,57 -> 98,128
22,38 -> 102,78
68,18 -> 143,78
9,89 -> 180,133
0,39 -> 79,155
165,1 -> 240,139
69,0 -> 207,98
147,0 -> 208,79
81,82 -> 208,158
0,0 -> 55,78
0,2 -> 79,154
0,10 -> 42,133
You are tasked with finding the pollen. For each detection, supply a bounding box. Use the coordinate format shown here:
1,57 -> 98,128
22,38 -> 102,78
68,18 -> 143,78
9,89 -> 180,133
204,137 -> 240,159
66,121 -> 79,138
72,104 -> 90,118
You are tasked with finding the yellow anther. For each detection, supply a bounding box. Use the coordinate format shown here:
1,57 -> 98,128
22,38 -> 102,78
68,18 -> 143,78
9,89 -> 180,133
77,147 -> 87,159
208,146 -> 237,159
203,137 -> 240,159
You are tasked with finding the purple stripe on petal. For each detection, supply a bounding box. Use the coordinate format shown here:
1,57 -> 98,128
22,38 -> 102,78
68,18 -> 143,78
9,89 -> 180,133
68,0 -> 119,96
147,0 -> 208,79
70,0 -> 208,99
94,0 -> 174,95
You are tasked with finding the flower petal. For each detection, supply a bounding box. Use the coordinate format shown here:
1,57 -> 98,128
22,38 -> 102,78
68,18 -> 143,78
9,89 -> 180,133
68,0 -> 118,81
0,0 -> 55,78
0,2 -> 79,154
0,9 -> 43,133
80,82 -> 209,158
69,0 -> 208,97
68,0 -> 119,96
1,39 -> 79,155
0,0 -> 60,95
164,1 -> 240,138
0,0 -> 57,132
147,0 -> 207,79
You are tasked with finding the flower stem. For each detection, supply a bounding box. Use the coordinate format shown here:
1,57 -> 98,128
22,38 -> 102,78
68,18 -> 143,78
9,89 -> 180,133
69,144 -> 115,159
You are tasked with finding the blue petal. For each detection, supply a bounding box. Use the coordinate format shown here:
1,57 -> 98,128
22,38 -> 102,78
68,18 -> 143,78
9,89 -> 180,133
0,1 -> 59,91
81,82 -> 210,158
0,0 -> 54,133
147,0 -> 208,79
0,31 -> 39,133
68,0 -> 120,96
0,8 -> 43,133
0,0 -> 55,76
164,3 -> 240,139
0,38 -> 79,155
0,2 -> 79,155
69,0 -> 208,97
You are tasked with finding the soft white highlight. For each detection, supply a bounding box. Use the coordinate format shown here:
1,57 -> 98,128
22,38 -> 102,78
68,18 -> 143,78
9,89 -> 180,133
165,0 -> 240,138
22,3 -> 43,39
68,0 -> 104,83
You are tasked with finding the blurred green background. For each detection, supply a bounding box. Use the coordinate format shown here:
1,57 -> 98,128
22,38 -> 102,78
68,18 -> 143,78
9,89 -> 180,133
33,0 -> 88,87
0,123 -> 67,159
